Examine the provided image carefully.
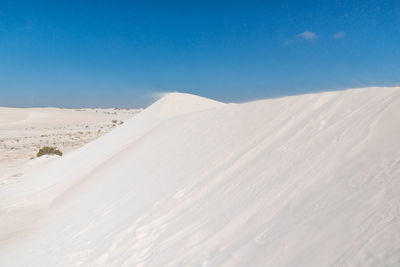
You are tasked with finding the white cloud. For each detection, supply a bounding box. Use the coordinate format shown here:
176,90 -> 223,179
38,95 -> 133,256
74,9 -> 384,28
333,31 -> 346,39
296,31 -> 318,41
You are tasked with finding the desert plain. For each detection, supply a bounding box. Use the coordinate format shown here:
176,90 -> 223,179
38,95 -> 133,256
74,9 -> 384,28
0,107 -> 141,188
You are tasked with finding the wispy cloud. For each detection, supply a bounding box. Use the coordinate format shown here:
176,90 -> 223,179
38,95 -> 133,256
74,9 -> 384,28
296,31 -> 318,41
283,39 -> 293,46
332,31 -> 346,39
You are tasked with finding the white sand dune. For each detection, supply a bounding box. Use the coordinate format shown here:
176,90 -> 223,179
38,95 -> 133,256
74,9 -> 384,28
1,88 -> 400,266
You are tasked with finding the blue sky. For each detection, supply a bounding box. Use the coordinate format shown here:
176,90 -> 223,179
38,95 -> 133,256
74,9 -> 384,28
1,0 -> 399,107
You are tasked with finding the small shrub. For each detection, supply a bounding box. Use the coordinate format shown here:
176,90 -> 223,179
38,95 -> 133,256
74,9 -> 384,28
37,146 -> 63,158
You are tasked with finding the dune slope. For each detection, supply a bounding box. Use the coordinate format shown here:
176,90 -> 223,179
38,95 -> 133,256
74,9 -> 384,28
1,88 -> 400,266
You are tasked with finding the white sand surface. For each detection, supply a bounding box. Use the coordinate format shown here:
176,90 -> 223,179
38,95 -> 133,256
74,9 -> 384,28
1,88 -> 400,266
0,107 -> 141,187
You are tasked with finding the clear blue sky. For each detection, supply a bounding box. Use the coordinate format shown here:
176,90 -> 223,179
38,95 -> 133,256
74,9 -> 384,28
1,0 -> 399,107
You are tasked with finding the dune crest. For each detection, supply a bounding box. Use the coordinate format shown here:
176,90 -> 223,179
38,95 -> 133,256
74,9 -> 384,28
152,92 -> 224,118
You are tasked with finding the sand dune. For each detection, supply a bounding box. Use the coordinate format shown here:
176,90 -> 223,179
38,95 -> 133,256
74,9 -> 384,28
1,88 -> 400,266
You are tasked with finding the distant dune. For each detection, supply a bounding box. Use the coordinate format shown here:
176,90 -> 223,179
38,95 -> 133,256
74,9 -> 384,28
1,87 -> 400,266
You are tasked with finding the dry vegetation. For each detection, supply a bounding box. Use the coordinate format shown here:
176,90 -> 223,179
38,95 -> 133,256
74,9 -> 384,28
37,146 -> 63,157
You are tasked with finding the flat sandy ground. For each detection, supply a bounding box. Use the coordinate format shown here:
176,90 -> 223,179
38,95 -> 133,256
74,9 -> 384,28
0,107 -> 141,187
